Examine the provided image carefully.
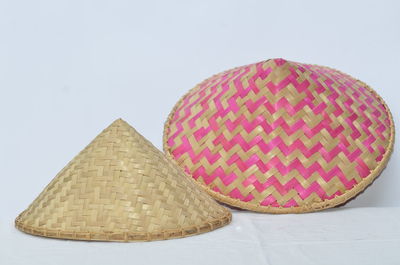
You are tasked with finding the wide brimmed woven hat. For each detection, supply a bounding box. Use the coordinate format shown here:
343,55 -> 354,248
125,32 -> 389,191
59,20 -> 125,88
16,119 -> 231,241
164,58 -> 394,213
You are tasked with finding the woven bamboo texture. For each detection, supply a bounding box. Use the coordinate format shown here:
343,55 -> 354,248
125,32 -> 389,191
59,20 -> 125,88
15,119 -> 231,241
164,58 -> 395,213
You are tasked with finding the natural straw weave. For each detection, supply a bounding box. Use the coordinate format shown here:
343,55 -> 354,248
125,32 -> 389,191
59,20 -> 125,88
163,58 -> 395,213
15,119 -> 231,242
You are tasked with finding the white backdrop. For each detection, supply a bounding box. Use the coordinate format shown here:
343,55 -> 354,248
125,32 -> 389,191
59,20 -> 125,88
0,0 -> 399,224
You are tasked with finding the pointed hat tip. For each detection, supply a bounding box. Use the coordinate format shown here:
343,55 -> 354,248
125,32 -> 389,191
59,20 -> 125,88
112,118 -> 127,125
272,58 -> 288,66
107,118 -> 133,130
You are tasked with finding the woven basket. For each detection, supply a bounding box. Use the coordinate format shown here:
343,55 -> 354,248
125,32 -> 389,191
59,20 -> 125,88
15,119 -> 231,241
163,58 -> 395,213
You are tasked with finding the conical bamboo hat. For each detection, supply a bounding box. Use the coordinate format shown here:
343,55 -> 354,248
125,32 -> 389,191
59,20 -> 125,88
15,119 -> 231,242
164,58 -> 394,213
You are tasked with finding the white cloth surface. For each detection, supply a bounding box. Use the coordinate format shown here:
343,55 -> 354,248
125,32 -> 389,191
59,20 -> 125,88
1,207 -> 399,265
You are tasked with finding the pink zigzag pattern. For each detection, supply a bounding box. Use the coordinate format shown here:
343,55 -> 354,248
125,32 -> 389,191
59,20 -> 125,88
167,58 -> 391,208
